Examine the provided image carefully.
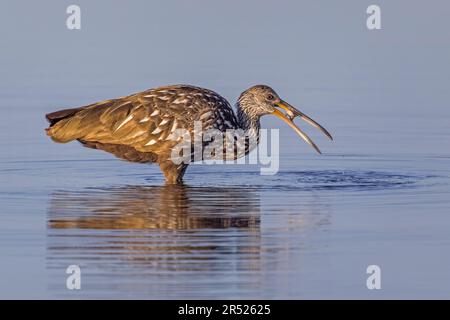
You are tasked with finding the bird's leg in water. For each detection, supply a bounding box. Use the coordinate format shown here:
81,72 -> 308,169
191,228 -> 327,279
159,160 -> 189,184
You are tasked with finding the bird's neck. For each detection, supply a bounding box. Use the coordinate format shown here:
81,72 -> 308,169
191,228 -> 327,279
234,102 -> 261,156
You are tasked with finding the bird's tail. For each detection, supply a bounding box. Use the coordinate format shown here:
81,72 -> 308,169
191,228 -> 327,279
45,107 -> 84,143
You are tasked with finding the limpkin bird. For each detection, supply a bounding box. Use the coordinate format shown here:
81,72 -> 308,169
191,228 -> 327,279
46,85 -> 332,183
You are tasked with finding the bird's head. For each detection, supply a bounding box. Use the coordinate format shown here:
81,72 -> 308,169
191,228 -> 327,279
238,85 -> 333,154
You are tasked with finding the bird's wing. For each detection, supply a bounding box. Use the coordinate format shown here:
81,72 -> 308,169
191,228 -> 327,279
50,98 -> 175,154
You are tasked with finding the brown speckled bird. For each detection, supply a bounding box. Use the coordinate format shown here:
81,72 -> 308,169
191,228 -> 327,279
45,85 -> 332,183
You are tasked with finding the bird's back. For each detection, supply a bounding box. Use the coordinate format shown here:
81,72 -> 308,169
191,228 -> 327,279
45,85 -> 238,163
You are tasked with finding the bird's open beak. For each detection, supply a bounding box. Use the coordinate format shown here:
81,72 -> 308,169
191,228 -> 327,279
272,100 -> 333,154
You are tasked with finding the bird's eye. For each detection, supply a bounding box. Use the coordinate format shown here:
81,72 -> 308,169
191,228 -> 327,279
266,94 -> 274,101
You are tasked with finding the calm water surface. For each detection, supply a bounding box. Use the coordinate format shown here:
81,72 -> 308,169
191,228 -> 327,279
1,86 -> 449,299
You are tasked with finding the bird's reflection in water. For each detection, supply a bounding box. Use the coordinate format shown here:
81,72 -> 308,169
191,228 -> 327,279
47,185 -> 262,279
